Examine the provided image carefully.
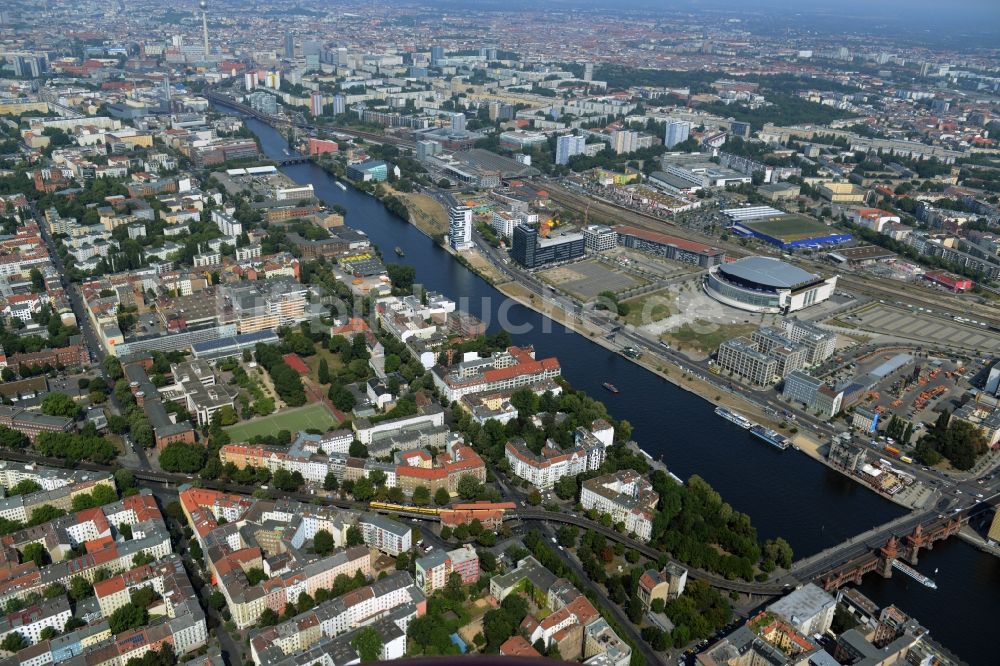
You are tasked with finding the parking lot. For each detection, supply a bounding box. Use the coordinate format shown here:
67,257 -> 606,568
603,248 -> 701,281
846,303 -> 1000,353
538,259 -> 644,301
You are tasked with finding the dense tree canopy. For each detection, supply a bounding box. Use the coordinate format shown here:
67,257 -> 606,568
41,392 -> 81,418
159,442 -> 207,473
35,431 -> 117,464
918,412 -> 988,470
351,626 -> 383,662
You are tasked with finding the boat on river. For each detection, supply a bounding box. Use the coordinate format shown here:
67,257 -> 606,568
892,559 -> 938,589
715,406 -> 753,429
750,425 -> 790,450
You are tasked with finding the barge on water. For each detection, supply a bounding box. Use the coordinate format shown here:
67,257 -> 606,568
750,425 -> 790,451
715,406 -> 753,429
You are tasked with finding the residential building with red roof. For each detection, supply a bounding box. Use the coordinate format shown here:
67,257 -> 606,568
177,488 -> 416,630
433,345 -> 561,402
395,441 -> 486,496
500,635 -> 543,658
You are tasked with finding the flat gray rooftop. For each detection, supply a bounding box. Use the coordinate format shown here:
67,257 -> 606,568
720,256 -> 819,289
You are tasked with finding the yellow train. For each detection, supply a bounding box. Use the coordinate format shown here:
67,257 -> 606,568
368,501 -> 443,516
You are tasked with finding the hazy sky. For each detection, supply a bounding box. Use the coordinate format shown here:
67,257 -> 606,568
453,0 -> 1000,42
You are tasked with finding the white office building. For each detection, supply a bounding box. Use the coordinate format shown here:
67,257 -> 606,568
448,205 -> 473,251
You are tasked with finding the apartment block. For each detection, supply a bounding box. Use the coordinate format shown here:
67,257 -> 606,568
750,328 -> 807,377
0,494 -> 170,607
782,371 -> 844,418
414,544 -> 479,593
249,572 -> 424,665
433,345 -> 561,402
778,318 -> 837,365
219,429 -> 353,484
358,513 -> 412,556
637,563 -> 687,610
221,278 -> 309,334
0,463 -> 113,524
580,471 -> 659,541
716,337 -> 778,386
0,598 -> 71,650
179,489 -> 412,629
490,556 -> 630,666
505,435 -> 603,490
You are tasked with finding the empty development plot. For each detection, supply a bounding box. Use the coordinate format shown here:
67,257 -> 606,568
663,320 -> 759,354
621,289 -> 674,328
225,402 -> 338,442
538,259 -> 644,301
845,304 -> 1000,352
403,193 -> 450,236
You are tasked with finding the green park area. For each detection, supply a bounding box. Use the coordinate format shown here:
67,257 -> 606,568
224,402 -> 338,442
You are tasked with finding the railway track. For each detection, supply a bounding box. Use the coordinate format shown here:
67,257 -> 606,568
543,182 -> 750,257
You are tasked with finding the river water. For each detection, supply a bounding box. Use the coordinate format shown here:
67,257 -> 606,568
238,114 -> 995,663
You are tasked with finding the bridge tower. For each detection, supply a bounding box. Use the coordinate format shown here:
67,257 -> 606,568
879,535 -> 899,578
904,523 -> 924,565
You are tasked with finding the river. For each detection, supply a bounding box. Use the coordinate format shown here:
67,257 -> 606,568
238,114 -> 995,663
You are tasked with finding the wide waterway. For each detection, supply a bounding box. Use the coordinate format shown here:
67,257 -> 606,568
238,114 -> 995,663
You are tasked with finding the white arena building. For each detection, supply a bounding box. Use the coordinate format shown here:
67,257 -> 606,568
705,256 -> 837,314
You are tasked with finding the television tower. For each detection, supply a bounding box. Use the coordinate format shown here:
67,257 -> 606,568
199,1 -> 209,59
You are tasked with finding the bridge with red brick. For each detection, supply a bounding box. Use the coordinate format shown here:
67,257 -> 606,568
815,515 -> 962,590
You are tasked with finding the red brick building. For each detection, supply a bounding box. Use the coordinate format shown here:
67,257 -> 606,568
7,345 -> 88,372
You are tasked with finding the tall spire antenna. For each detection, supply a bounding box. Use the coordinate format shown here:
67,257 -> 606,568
199,1 -> 209,59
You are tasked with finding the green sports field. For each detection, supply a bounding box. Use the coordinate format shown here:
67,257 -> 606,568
225,403 -> 338,442
742,215 -> 832,242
